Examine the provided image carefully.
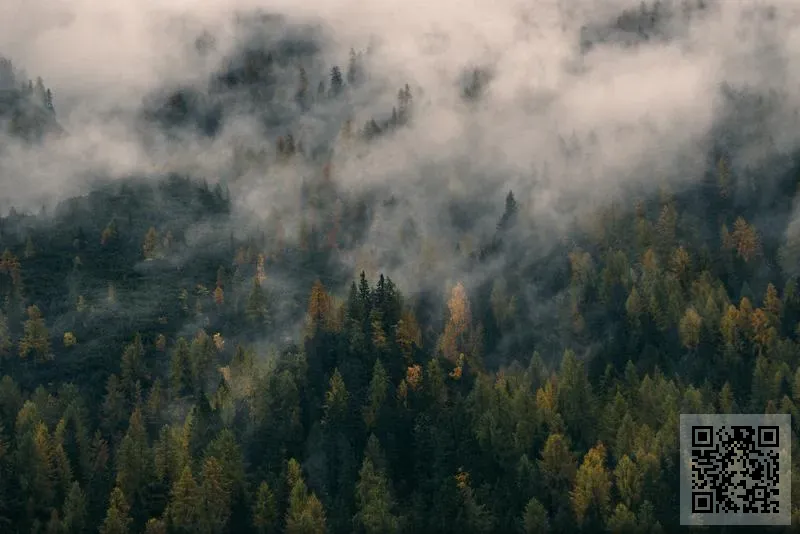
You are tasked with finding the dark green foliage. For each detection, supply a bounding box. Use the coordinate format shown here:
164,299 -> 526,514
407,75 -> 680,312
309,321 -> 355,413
2,31 -> 800,534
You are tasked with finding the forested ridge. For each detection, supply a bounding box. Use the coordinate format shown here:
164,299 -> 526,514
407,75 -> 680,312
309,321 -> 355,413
1,3 -> 800,533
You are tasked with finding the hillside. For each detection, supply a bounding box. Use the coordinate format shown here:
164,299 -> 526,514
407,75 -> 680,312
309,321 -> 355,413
1,3 -> 800,533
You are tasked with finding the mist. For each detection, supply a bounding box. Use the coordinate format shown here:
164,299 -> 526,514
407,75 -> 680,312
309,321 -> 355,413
1,0 -> 800,302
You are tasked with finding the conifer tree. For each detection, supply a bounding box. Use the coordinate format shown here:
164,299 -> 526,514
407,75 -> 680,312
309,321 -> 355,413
61,482 -> 87,534
167,466 -> 199,533
438,282 -> 473,364
497,190 -> 518,231
120,334 -> 145,397
454,469 -> 493,534
329,66 -> 344,97
354,440 -> 400,534
285,458 -> 327,534
18,305 -> 51,363
571,443 -> 612,528
363,359 -> 389,432
99,487 -> 131,534
323,368 -> 349,428
115,408 -> 151,509
253,481 -> 277,534
246,276 -> 269,325
199,456 -> 231,534
522,497 -> 550,534
170,338 -> 191,397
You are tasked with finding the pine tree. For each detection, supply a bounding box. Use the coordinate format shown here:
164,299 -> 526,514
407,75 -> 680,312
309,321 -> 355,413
613,455 -> 642,509
354,442 -> 400,534
18,305 -> 51,363
538,433 -> 576,510
203,428 -> 245,498
363,359 -> 389,431
438,282 -> 473,364
170,338 -> 191,397
296,66 -> 309,106
557,350 -> 595,448
346,48 -> 362,86
167,466 -> 200,532
329,66 -> 344,97
454,469 -> 494,534
199,456 -> 231,534
323,368 -> 349,427
115,408 -> 151,508
764,282 -> 782,326
120,334 -> 145,397
99,487 -> 131,534
497,191 -> 518,231
306,280 -> 333,335
571,443 -> 612,528
679,307 -> 702,350
246,277 -> 269,325
607,503 -> 637,533
61,482 -> 87,534
253,481 -> 277,534
396,308 -> 422,363
285,458 -> 327,534
731,217 -> 759,262
521,497 -> 550,533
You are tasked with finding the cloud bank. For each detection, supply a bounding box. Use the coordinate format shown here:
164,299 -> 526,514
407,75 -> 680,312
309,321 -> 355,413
1,0 -> 800,296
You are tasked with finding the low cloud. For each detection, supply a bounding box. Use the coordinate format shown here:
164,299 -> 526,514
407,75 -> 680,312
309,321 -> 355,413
1,0 -> 799,299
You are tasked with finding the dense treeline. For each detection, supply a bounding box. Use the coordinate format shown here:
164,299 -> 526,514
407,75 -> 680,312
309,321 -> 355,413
0,56 -> 60,141
3,17 -> 800,532
3,168 -> 800,533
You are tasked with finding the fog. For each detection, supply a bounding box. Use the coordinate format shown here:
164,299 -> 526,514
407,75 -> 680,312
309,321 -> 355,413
1,0 -> 800,296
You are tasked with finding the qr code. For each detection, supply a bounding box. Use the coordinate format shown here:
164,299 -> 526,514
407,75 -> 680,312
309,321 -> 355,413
680,414 -> 791,526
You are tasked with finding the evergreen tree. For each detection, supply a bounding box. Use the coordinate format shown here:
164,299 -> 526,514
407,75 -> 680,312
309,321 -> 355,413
246,277 -> 269,325
115,408 -> 151,510
199,456 -> 231,534
18,305 -> 51,363
253,481 -> 277,534
120,334 -> 145,398
454,469 -> 494,534
497,190 -> 518,231
329,66 -> 344,97
285,458 -> 327,534
323,368 -> 349,427
354,437 -> 400,534
61,482 -> 87,534
521,497 -> 550,534
363,360 -> 389,432
170,338 -> 192,397
346,48 -> 362,86
167,466 -> 199,533
99,487 -> 131,534
571,443 -> 612,528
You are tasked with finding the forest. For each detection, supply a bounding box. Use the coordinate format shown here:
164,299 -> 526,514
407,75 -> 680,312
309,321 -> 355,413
1,1 -> 800,533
